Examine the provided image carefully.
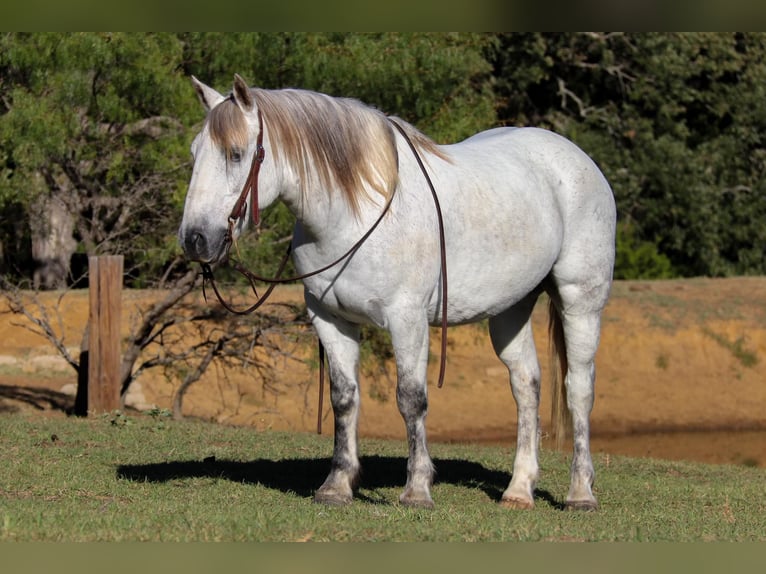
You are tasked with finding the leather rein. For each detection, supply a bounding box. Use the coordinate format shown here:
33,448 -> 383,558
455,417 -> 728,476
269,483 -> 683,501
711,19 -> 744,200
200,112 -> 448,433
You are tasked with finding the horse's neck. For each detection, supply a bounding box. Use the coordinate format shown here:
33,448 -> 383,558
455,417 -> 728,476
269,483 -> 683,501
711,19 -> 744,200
289,190 -> 362,246
268,160 -> 358,245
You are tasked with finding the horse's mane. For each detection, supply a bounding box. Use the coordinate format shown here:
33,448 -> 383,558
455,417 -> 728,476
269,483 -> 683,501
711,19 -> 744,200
206,87 -> 448,215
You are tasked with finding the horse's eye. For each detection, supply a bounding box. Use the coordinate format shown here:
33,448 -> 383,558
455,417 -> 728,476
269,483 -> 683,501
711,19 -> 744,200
229,148 -> 243,163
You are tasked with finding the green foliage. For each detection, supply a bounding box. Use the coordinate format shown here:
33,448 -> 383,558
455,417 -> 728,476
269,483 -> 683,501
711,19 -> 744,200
180,33 -> 496,142
0,33 -> 196,283
359,324 -> 394,366
491,32 -> 766,277
286,33 -> 497,142
614,222 -> 674,280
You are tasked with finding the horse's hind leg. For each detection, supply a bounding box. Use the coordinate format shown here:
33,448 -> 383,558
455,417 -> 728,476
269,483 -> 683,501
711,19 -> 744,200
552,282 -> 610,511
560,309 -> 602,510
489,299 -> 541,510
307,296 -> 362,506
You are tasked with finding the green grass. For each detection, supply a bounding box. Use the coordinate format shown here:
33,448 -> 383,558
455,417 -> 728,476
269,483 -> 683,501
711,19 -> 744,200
0,411 -> 764,541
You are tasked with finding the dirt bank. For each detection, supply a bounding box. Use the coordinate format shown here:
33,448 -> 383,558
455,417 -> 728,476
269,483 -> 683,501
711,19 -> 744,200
2,278 -> 765,467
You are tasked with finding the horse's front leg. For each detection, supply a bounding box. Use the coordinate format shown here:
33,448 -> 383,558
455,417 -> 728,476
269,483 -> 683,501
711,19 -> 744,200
308,298 -> 362,506
390,312 -> 435,508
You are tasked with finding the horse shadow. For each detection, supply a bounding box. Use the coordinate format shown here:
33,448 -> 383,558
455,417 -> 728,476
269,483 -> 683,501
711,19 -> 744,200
116,454 -> 563,509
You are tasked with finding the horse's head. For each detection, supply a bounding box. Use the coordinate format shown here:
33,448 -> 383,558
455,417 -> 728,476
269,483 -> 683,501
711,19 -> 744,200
179,75 -> 274,263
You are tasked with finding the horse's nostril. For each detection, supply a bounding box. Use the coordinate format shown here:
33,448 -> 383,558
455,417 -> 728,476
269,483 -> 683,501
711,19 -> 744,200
183,229 -> 207,259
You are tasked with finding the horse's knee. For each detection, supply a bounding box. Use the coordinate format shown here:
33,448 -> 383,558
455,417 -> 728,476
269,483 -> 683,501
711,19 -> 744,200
396,384 -> 428,420
328,374 -> 359,411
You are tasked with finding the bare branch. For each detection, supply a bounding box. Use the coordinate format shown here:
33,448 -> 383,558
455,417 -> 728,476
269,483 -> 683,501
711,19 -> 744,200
172,334 -> 228,420
0,278 -> 79,373
557,77 -> 592,118
118,116 -> 184,139
120,268 -> 202,396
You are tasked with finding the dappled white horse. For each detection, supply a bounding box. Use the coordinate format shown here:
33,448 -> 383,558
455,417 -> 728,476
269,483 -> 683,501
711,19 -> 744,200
179,75 -> 615,510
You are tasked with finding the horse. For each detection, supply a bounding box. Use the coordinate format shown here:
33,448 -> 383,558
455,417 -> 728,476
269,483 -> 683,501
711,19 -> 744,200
179,75 -> 616,510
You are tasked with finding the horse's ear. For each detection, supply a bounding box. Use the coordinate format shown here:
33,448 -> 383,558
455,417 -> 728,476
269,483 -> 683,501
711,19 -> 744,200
232,74 -> 255,112
191,76 -> 225,112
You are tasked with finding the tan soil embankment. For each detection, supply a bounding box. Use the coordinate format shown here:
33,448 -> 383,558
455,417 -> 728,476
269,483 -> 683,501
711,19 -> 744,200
2,278 -> 765,467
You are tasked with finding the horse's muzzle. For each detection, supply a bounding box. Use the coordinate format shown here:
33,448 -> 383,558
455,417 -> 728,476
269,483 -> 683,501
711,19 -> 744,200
180,226 -> 227,263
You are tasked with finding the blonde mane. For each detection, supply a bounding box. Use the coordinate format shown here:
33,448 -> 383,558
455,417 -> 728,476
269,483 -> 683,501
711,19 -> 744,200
206,87 -> 448,215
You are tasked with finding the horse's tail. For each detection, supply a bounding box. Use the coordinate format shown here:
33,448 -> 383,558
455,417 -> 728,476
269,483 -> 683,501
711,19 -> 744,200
548,297 -> 570,451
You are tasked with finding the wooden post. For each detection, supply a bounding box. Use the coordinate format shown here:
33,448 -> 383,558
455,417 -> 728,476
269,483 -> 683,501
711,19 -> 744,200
86,255 -> 123,414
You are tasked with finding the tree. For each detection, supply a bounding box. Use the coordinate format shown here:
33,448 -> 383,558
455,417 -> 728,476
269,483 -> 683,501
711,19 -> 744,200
0,32 -> 196,286
490,32 -> 766,277
0,33 -> 297,411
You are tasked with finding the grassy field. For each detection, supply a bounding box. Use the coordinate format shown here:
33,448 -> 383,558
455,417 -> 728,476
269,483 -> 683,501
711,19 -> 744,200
1,410 -> 764,542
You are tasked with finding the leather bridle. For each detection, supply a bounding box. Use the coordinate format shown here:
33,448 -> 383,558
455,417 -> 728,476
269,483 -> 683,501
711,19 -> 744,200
227,108 -> 266,232
199,113 -> 448,434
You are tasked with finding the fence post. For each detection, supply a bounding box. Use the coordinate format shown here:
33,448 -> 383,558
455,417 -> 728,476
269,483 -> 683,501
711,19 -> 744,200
86,255 -> 123,414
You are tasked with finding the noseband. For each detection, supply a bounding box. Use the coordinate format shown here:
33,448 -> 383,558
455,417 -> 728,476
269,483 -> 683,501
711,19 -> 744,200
200,113 -> 448,434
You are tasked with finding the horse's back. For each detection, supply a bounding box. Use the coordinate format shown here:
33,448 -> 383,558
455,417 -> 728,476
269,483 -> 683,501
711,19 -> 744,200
459,126 -> 609,187
454,125 -> 615,253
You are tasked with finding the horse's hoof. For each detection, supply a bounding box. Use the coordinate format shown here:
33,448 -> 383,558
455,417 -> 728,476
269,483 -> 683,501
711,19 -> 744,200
499,496 -> 535,510
565,499 -> 599,512
313,489 -> 353,506
399,492 -> 435,509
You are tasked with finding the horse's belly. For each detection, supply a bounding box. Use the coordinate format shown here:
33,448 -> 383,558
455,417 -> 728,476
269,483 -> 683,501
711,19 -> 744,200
428,213 -> 559,325
430,271 -> 547,326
